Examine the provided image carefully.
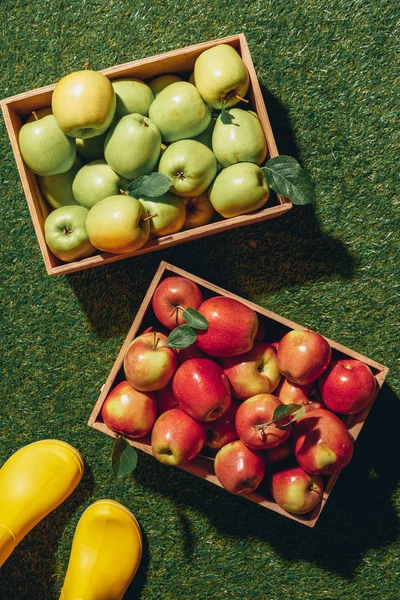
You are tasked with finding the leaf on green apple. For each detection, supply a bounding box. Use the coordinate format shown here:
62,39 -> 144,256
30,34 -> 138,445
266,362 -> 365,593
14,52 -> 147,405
262,156 -> 314,205
182,307 -> 209,330
167,323 -> 198,349
112,436 -> 138,480
220,105 -> 235,125
127,172 -> 172,198
272,403 -> 307,428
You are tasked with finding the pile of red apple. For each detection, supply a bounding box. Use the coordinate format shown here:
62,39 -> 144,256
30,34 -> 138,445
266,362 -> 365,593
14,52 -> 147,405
100,276 -> 377,516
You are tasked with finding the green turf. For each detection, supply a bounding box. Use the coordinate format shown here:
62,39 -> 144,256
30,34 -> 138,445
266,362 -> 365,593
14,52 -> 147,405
1,1 -> 399,598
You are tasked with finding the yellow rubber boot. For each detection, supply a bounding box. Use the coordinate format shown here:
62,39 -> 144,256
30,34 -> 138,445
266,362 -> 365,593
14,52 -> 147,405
59,500 -> 142,600
0,439 -> 84,567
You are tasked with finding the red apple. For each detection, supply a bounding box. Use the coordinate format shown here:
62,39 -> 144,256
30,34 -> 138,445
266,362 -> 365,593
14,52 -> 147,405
276,378 -> 323,412
151,408 -> 206,466
292,408 -> 354,475
270,466 -> 324,514
172,358 -> 231,421
101,380 -> 157,438
156,382 -> 179,414
223,342 -> 281,400
264,439 -> 292,464
123,331 -> 177,392
277,329 -> 332,385
235,393 -> 291,450
151,276 -> 204,330
196,296 -> 258,358
177,343 -> 207,365
318,358 -> 376,414
214,439 -> 265,495
204,399 -> 240,450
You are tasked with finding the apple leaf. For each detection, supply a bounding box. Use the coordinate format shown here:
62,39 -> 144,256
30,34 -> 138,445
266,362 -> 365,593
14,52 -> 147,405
220,105 -> 235,124
167,323 -> 198,349
112,436 -> 138,481
127,173 -> 172,198
182,307 -> 209,330
271,403 -> 307,428
262,156 -> 315,205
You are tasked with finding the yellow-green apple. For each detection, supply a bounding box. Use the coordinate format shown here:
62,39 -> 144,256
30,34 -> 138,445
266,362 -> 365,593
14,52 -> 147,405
214,439 -> 265,495
72,160 -> 130,209
18,114 -> 76,176
101,380 -> 157,438
158,139 -> 217,197
192,117 -> 217,150
194,44 -> 250,109
270,466 -> 324,514
148,74 -> 183,97
104,113 -> 161,179
139,192 -> 185,237
222,342 -> 281,400
276,378 -> 323,413
156,382 -> 179,415
182,193 -> 215,230
318,359 -> 376,414
151,276 -> 204,330
76,130 -> 108,162
292,408 -> 354,475
149,81 -> 211,142
38,157 -> 82,209
51,69 -> 116,138
172,358 -> 231,422
85,194 -> 150,253
124,331 -> 177,392
151,408 -> 206,466
204,399 -> 240,450
277,329 -> 332,385
112,78 -> 154,118
235,393 -> 291,450
264,439 -> 293,465
212,108 -> 267,167
44,205 -> 95,262
196,296 -> 258,358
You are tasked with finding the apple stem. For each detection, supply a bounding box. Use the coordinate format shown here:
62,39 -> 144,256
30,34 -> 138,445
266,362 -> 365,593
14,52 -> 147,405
143,213 -> 158,222
119,189 -> 127,195
84,59 -> 89,70
235,94 -> 249,103
32,111 -> 39,121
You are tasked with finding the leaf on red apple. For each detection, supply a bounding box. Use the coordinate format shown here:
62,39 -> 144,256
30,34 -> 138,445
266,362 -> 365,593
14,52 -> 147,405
167,323 -> 198,349
127,172 -> 172,198
272,402 -> 307,428
182,307 -> 209,330
262,156 -> 314,205
112,436 -> 138,480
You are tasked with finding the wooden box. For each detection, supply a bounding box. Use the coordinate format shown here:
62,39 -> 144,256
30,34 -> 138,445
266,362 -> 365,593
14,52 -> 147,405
1,34 -> 292,276
88,261 -> 388,527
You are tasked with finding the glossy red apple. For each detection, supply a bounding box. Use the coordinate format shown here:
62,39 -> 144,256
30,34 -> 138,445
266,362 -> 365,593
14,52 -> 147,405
264,439 -> 292,464
318,358 -> 376,414
172,358 -> 231,421
204,399 -> 240,450
196,296 -> 258,358
151,408 -> 206,466
277,329 -> 332,385
101,380 -> 157,438
177,343 -> 207,365
270,466 -> 324,514
214,439 -> 265,495
123,331 -> 177,392
293,408 -> 354,475
276,378 -> 323,412
151,276 -> 204,330
235,393 -> 291,450
223,342 -> 281,400
156,382 -> 179,414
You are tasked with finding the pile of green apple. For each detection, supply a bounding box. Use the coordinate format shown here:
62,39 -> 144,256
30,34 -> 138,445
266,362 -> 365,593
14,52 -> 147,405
18,44 -> 272,263
100,276 -> 377,517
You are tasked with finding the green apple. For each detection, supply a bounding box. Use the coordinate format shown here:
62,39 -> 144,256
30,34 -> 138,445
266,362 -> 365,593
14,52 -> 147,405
183,193 -> 214,230
149,81 -> 211,142
26,107 -> 52,122
86,194 -> 150,253
76,130 -> 108,162
192,117 -> 216,150
38,157 -> 83,209
158,139 -> 217,197
72,160 -> 130,209
148,74 -> 182,97
44,205 -> 95,262
18,114 -> 76,176
209,162 -> 270,218
212,108 -> 267,167
139,192 -> 185,237
112,78 -> 154,118
194,44 -> 250,109
52,69 -> 116,138
104,113 -> 161,179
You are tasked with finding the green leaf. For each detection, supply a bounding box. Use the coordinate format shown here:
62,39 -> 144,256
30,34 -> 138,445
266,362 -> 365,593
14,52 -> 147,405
271,403 -> 306,428
182,307 -> 209,330
167,323 -> 198,349
220,105 -> 235,124
112,436 -> 138,481
127,172 -> 171,198
262,156 -> 315,205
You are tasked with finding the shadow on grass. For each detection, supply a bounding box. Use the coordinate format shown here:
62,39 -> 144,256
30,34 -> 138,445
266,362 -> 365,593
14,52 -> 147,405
131,382 -> 398,578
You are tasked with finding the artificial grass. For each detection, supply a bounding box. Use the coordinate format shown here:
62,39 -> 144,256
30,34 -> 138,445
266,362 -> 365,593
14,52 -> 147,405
1,1 -> 399,598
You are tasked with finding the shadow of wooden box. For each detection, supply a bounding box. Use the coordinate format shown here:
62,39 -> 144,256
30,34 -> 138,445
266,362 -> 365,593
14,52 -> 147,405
1,34 -> 292,276
88,261 -> 389,527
